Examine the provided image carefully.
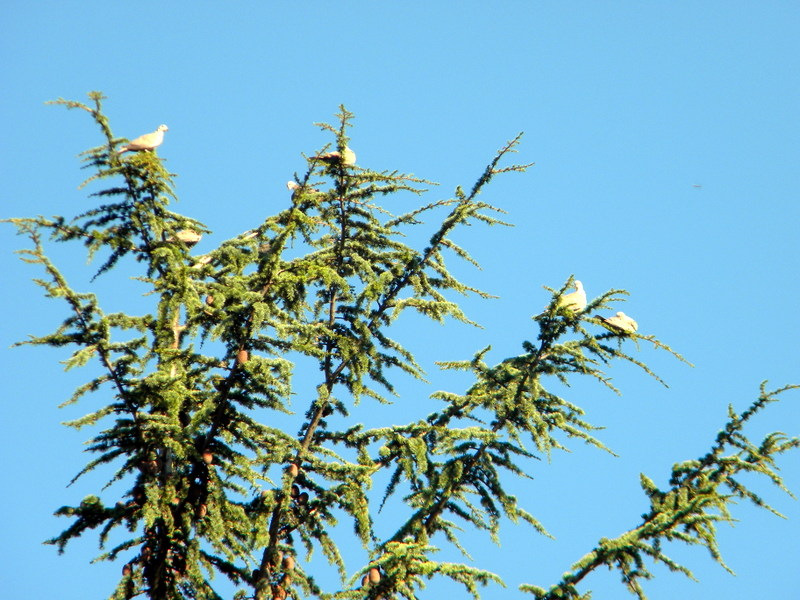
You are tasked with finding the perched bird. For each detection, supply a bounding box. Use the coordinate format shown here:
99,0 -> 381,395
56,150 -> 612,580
556,280 -> 587,313
599,311 -> 638,334
118,124 -> 169,154
312,146 -> 356,166
287,180 -> 320,196
167,229 -> 202,247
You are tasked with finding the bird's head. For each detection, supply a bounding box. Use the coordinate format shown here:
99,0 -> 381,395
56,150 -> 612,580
573,280 -> 583,292
157,124 -> 169,132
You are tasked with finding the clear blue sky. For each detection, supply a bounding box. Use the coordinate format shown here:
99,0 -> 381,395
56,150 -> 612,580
2,3 -> 799,599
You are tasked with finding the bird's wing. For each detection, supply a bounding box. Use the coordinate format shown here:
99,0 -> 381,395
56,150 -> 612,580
128,131 -> 160,149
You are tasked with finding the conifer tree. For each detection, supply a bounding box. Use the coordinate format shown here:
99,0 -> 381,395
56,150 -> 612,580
7,91 -> 798,600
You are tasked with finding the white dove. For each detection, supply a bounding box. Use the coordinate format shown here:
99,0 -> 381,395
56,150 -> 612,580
312,146 -> 356,166
287,181 -> 321,196
556,280 -> 587,314
167,229 -> 202,246
599,311 -> 638,334
118,124 -> 169,154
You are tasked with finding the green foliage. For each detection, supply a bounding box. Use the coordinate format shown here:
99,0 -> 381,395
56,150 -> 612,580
520,383 -> 800,600
6,92 -> 797,600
